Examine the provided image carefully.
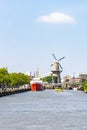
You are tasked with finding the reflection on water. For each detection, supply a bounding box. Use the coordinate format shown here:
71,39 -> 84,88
0,90 -> 87,130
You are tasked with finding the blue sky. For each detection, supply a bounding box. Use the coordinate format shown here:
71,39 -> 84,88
0,0 -> 87,77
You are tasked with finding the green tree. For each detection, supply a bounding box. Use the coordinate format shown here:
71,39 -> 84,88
9,73 -> 30,87
0,67 -> 9,87
42,76 -> 57,83
82,80 -> 87,92
0,67 -> 30,88
0,67 -> 8,75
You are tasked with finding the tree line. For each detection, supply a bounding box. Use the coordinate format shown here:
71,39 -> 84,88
0,67 -> 30,89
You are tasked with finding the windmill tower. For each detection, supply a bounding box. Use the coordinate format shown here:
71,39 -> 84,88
51,53 -> 65,83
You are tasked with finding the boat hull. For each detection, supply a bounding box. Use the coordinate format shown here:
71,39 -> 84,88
30,77 -> 44,91
31,83 -> 43,91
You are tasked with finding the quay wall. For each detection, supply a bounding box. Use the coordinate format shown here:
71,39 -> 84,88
0,85 -> 30,97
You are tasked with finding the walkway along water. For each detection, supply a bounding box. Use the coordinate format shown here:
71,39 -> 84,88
0,89 -> 87,130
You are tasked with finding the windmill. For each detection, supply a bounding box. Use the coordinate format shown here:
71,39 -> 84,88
51,53 -> 65,84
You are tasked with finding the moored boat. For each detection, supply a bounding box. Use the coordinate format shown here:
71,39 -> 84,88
73,87 -> 77,91
30,78 -> 44,91
55,87 -> 63,92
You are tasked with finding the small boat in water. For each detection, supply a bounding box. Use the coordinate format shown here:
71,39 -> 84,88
73,87 -> 77,91
55,87 -> 63,92
30,77 -> 44,91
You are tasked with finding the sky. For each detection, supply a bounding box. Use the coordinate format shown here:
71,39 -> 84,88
0,0 -> 87,77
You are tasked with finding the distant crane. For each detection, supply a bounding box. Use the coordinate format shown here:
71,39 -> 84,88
51,53 -> 65,84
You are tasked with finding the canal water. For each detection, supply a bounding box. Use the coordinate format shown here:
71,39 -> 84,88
0,90 -> 87,130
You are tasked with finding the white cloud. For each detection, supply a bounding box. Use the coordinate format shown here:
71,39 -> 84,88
37,12 -> 76,24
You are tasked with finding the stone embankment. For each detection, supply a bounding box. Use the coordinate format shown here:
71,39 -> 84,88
0,85 -> 30,97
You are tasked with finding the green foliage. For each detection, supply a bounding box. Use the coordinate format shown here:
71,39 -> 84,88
0,67 -> 9,86
9,73 -> 30,87
42,76 -> 52,83
0,67 -> 30,87
42,76 -> 57,83
0,67 -> 8,75
82,80 -> 87,92
82,79 -> 86,83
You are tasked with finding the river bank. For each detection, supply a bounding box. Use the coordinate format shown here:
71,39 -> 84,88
0,85 -> 30,97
